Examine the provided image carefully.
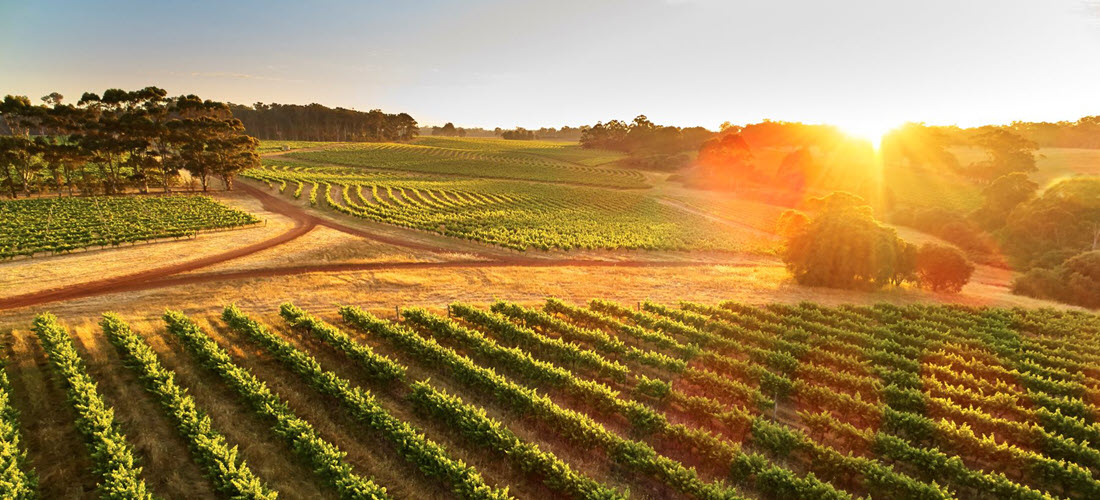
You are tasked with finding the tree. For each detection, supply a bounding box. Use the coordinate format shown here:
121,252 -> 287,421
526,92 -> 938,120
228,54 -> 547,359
437,122 -> 458,137
1001,177 -> 1100,268
966,127 -> 1037,181
914,243 -> 974,293
971,172 -> 1038,229
0,137 -> 35,198
227,102 -> 418,142
501,128 -> 535,140
880,122 -> 958,170
773,148 -> 816,194
0,135 -> 42,197
694,133 -> 757,190
782,192 -> 914,290
775,210 -> 809,239
1,87 -> 259,196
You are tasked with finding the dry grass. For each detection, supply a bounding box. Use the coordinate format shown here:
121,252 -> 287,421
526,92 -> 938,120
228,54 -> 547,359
0,255 -> 1071,334
1,327 -> 98,497
191,225 -> 455,274
133,318 -> 337,498
67,320 -> 217,498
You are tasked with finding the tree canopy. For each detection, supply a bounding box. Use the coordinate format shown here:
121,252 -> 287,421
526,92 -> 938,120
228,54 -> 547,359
0,87 -> 258,197
781,192 -> 973,292
227,102 -> 417,142
782,193 -> 911,290
1002,176 -> 1100,268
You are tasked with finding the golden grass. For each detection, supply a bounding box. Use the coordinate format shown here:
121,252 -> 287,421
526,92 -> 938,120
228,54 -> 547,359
67,321 -> 217,498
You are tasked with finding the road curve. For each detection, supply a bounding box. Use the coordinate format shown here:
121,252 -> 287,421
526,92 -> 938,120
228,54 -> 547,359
0,182 -> 760,311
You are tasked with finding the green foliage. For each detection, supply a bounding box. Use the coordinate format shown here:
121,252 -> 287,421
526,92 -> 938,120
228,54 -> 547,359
221,305 -> 506,500
99,314 -> 277,499
18,299 -> 1100,500
0,195 -> 258,259
407,382 -> 626,499
1014,251 -> 1100,309
279,303 -> 406,382
966,127 -> 1038,181
782,193 -> 916,290
341,306 -> 745,500
1002,176 -> 1100,269
163,310 -> 391,499
31,313 -> 157,499
0,359 -> 37,499
915,243 -> 975,293
245,162 -> 744,252
449,302 -> 629,380
972,172 -> 1038,229
286,139 -> 646,188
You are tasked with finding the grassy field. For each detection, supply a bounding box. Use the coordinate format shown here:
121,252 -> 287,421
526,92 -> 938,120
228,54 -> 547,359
5,299 -> 1097,499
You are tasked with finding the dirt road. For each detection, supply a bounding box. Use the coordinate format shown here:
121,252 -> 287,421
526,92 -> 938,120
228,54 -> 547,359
0,182 -> 760,311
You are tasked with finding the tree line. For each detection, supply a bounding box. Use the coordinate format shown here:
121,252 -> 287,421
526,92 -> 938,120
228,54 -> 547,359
0,87 -> 258,198
227,102 -> 418,142
1005,116 -> 1100,149
429,123 -> 585,141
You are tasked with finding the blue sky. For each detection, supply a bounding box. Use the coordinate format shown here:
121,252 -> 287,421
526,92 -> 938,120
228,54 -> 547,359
3,0 -> 1100,134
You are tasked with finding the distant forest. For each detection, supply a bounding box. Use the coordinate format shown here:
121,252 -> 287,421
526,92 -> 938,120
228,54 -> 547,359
429,122 -> 584,141
227,103 -> 419,142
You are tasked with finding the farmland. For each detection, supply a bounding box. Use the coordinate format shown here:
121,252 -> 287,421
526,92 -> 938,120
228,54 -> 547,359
2,299 -> 1098,499
243,162 -> 765,252
0,195 -> 260,260
284,138 -> 644,188
5,4 -> 1100,498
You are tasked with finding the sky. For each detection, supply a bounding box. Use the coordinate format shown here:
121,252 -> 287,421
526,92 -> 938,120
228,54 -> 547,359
3,0 -> 1100,134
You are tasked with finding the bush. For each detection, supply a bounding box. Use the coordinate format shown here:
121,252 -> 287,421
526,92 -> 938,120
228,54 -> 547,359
915,243 -> 975,293
1013,251 -> 1100,308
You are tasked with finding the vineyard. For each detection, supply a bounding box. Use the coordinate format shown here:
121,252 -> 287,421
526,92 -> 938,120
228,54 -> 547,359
4,300 -> 1099,499
0,195 -> 260,260
284,138 -> 645,188
244,164 -> 754,251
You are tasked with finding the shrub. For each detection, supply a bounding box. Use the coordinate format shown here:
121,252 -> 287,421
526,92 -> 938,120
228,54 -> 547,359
1013,251 -> 1100,308
915,243 -> 975,293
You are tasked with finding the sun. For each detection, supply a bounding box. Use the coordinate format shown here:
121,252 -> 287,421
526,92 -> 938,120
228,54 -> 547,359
838,121 -> 895,149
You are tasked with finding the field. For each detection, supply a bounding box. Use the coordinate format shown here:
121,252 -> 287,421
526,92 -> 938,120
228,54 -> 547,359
3,299 -> 1098,499
0,195 -> 260,259
256,140 -> 344,153
1,137 -> 1095,500
284,138 -> 643,188
242,162 -> 765,252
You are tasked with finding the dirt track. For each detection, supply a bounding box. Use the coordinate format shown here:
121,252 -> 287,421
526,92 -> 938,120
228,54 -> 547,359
0,182 -> 753,311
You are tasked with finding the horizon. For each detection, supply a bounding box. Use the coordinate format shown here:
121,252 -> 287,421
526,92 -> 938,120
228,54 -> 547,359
4,0 -> 1100,134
